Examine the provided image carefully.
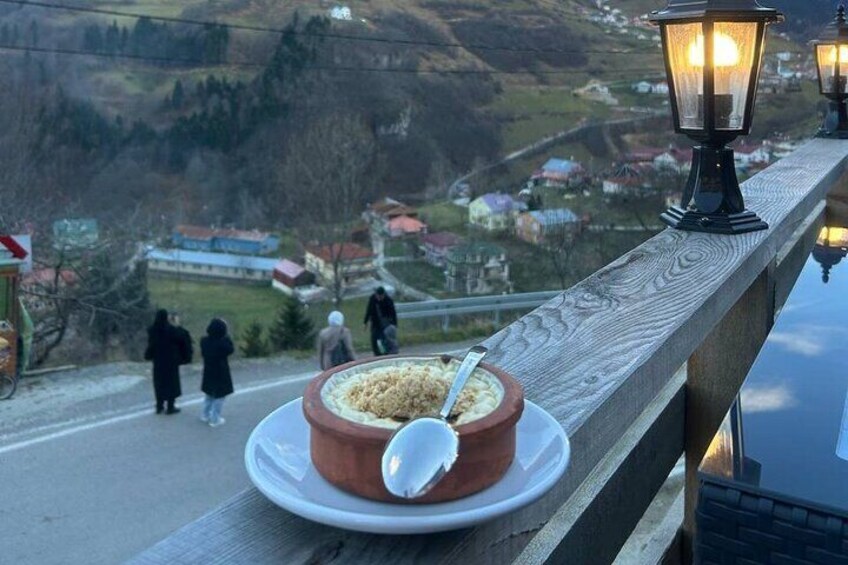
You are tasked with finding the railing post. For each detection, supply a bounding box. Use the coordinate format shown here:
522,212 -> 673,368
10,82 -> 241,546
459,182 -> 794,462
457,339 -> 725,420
682,265 -> 775,563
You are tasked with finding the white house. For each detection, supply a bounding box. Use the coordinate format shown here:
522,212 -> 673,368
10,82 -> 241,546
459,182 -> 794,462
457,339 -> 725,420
329,6 -> 352,20
631,81 -> 652,94
652,81 -> 670,95
734,144 -> 771,167
654,148 -> 693,174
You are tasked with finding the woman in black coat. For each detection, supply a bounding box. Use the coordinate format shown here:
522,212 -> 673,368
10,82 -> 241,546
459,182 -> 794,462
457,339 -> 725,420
200,318 -> 234,427
145,309 -> 183,414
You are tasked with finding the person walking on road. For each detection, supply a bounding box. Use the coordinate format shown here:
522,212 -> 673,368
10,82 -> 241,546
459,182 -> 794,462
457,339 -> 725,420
318,311 -> 356,370
200,318 -> 235,427
145,309 -> 183,415
363,286 -> 397,356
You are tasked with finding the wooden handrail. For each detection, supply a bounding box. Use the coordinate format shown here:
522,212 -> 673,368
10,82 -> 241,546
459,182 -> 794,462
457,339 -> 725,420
131,139 -> 848,565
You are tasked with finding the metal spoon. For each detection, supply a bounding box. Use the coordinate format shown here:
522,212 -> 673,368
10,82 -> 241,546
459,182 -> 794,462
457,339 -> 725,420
381,345 -> 488,499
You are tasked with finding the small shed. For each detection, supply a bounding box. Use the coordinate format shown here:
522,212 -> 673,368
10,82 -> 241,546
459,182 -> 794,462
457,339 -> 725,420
272,260 -> 315,295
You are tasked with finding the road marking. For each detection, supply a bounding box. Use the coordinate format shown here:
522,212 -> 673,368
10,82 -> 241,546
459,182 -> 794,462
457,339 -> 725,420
0,346 -> 471,456
0,372 -> 317,456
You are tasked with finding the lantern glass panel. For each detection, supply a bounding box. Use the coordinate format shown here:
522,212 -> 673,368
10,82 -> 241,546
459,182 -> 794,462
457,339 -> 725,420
666,22 -> 704,130
817,43 -> 848,94
711,22 -> 758,131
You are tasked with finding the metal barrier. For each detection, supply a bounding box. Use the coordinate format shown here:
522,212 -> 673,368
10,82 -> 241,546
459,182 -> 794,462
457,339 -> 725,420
396,291 -> 562,329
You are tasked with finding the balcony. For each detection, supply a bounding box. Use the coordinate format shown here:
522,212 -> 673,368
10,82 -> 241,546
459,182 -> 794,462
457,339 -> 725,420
131,139 -> 848,564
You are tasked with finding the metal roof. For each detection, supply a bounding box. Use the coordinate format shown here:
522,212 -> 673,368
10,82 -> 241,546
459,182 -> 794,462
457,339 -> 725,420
477,193 -> 527,214
147,248 -> 279,271
528,209 -> 580,226
541,158 -> 582,174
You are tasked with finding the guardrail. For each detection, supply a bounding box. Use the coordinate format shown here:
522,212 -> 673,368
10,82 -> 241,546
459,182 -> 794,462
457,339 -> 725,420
131,139 -> 848,565
397,291 -> 562,329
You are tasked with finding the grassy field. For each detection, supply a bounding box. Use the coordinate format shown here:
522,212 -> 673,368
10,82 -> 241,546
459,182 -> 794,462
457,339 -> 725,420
753,81 -> 822,140
147,277 -> 291,346
418,202 -> 468,235
487,85 -> 615,151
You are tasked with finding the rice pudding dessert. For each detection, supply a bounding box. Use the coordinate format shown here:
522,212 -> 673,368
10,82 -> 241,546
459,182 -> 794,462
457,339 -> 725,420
321,358 -> 504,429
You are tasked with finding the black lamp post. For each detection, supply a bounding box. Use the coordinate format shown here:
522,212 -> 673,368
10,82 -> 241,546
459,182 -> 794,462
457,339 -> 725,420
813,5 -> 848,139
650,0 -> 783,234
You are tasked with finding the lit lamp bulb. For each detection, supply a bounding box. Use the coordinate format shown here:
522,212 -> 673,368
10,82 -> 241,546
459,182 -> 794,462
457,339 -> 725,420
826,45 -> 848,65
687,32 -> 741,67
687,31 -> 740,128
824,45 -> 848,94
820,226 -> 832,245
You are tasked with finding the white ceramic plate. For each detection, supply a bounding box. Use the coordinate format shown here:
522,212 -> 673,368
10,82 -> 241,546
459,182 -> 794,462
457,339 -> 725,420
244,397 -> 570,534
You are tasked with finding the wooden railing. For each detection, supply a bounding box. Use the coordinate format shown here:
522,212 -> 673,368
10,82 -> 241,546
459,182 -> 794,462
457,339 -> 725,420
130,139 -> 848,564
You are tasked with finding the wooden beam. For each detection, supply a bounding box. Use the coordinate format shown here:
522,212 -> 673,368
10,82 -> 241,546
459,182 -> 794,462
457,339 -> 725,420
683,267 -> 774,562
513,370 -> 685,564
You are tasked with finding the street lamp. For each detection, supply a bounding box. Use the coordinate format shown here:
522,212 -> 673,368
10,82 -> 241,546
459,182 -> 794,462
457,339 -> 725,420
813,5 -> 848,139
813,226 -> 848,283
650,0 -> 783,234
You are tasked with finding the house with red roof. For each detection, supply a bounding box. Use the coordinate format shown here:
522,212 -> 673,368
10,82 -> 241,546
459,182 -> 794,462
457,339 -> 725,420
173,225 -> 279,255
624,146 -> 666,165
386,215 -> 428,238
304,243 -> 376,291
421,232 -> 462,268
363,198 -> 420,235
603,164 -> 653,196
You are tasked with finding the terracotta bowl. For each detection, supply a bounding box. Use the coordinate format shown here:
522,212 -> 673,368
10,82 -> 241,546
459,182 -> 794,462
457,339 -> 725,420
303,355 -> 524,504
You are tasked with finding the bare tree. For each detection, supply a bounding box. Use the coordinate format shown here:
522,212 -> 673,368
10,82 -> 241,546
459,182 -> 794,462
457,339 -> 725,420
277,113 -> 379,303
544,226 -> 582,291
21,230 -> 152,365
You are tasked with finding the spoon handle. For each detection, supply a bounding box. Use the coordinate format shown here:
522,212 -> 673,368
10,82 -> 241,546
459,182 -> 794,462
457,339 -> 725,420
440,345 -> 488,420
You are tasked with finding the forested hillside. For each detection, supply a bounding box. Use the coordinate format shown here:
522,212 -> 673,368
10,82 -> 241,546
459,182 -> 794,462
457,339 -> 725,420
0,0 -> 822,238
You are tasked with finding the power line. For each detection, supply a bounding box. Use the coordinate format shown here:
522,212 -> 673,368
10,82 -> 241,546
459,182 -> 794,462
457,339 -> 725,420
0,0 -> 661,56
0,42 -> 667,76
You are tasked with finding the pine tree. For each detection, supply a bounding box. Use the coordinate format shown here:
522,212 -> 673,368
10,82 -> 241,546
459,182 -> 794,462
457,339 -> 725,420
268,299 -> 315,351
240,321 -> 268,358
171,80 -> 185,109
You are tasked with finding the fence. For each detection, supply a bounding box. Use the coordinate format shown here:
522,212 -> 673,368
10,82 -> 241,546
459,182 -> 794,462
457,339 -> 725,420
397,291 -> 562,330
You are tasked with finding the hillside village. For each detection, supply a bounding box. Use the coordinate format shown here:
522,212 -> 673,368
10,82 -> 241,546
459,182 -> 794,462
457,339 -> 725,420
137,131 -> 802,305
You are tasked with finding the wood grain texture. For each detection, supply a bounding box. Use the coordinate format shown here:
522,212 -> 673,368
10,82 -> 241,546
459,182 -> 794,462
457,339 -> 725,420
131,139 -> 848,565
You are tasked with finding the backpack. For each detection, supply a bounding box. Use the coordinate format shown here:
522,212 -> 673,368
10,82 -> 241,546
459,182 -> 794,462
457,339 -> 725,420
330,335 -> 352,367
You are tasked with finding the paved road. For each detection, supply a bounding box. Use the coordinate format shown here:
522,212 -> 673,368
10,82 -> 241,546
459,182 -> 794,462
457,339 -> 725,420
0,341 -> 476,565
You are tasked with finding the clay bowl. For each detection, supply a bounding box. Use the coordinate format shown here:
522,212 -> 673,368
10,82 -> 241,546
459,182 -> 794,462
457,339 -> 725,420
303,355 -> 524,504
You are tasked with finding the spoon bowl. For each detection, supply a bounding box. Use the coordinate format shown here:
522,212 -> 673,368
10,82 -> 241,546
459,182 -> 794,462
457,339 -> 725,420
382,417 -> 459,499
381,345 -> 488,499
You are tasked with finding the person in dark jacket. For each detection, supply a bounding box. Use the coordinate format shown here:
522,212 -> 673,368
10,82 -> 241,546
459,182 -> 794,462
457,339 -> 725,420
200,318 -> 235,427
145,309 -> 183,414
170,312 -> 193,366
363,286 -> 397,356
